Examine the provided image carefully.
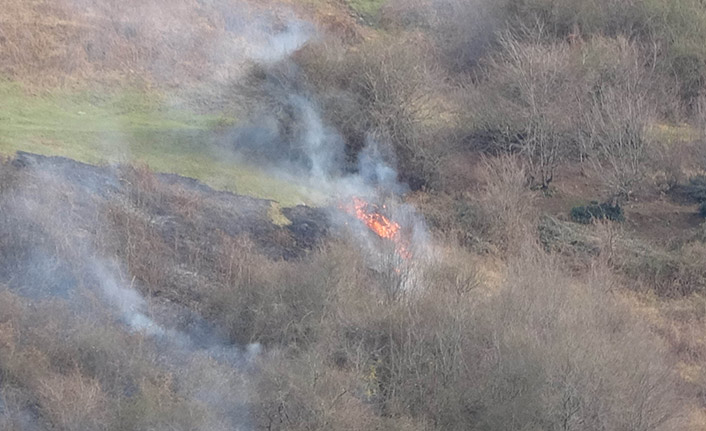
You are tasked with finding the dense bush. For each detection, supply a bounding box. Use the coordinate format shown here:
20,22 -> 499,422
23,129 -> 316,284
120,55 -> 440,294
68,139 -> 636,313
4,0 -> 706,428
382,0 -> 506,73
289,243 -> 682,430
0,151 -> 689,431
471,32 -> 660,193
616,240 -> 706,297
699,202 -> 706,218
294,35 -> 458,190
571,201 -> 624,224
501,0 -> 706,107
377,0 -> 698,196
472,32 -> 581,188
412,192 -> 493,250
684,175 -> 706,202
476,155 -> 537,250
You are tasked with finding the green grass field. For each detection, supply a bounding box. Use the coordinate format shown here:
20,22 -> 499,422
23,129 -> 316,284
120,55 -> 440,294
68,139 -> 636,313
345,0 -> 386,22
0,81 -> 315,209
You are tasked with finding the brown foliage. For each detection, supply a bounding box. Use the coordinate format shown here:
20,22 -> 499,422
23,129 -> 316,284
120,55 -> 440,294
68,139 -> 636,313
294,35 -> 456,189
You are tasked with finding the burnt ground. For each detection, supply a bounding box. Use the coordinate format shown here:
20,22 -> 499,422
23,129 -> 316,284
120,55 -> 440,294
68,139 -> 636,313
0,151 -> 330,315
9,151 -> 329,258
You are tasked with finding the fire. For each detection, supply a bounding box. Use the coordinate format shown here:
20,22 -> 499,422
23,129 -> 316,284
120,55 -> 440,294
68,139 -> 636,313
341,197 -> 412,259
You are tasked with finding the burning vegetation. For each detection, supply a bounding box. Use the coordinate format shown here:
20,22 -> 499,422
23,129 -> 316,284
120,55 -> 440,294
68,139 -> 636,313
4,0 -> 706,429
340,196 -> 413,260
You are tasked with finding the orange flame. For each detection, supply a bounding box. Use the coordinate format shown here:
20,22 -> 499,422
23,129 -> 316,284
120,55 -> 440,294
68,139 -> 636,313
341,197 -> 412,259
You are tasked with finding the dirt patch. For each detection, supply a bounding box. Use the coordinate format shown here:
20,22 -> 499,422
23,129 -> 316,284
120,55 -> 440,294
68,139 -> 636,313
540,162 -> 704,245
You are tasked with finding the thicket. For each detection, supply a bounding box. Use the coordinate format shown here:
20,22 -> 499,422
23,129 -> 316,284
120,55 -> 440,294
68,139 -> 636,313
571,201 -> 624,224
292,35 -> 455,189
266,0 -> 706,196
0,157 -> 687,430
684,175 -> 706,203
4,0 -> 706,429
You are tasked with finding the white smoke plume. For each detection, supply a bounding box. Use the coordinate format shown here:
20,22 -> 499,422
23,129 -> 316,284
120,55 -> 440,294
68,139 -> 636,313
0,161 -> 260,430
1,1 -> 430,427
90,259 -> 164,335
268,95 -> 436,287
226,55 -> 436,287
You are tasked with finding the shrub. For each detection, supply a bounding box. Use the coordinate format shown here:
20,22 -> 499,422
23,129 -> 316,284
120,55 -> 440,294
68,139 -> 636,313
643,0 -> 706,107
36,371 -> 110,431
467,29 -> 664,196
476,32 -> 581,188
503,0 -> 649,40
684,175 -> 706,202
581,80 -> 656,199
570,36 -> 660,198
538,216 -> 601,257
502,0 -> 706,108
382,0 -> 505,73
477,155 -> 537,250
313,242 -> 683,430
203,238 -> 338,346
615,240 -> 706,297
475,247 -> 680,430
570,201 -> 624,224
0,153 -> 689,430
411,192 -> 493,250
295,35 -> 454,190
699,202 -> 706,218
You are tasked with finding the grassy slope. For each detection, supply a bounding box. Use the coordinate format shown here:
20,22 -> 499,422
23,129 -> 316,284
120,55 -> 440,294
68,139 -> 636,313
0,81 -> 314,209
345,0 -> 386,19
0,0 -> 374,209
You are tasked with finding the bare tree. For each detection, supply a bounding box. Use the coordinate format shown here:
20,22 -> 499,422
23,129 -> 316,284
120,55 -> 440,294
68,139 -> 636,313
482,30 -> 581,189
578,38 -> 656,200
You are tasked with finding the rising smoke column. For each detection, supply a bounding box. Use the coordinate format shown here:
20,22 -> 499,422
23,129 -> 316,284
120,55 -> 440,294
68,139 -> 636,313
228,31 -> 434,279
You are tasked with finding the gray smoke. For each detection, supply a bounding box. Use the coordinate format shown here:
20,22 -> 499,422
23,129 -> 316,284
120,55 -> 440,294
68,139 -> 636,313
247,18 -> 315,63
291,94 -> 345,180
86,232 -> 261,431
1,2 -> 433,428
91,258 -> 164,336
278,99 -> 436,287
0,163 -> 260,430
228,61 -> 436,284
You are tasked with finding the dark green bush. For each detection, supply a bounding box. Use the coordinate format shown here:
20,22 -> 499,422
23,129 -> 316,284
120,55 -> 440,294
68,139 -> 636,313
699,202 -> 706,218
684,176 -> 706,202
570,201 -> 624,224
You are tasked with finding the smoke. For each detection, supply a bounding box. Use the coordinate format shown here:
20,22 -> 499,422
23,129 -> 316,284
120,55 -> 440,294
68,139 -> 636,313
83,217 -> 261,431
0,400 -> 44,431
91,259 -> 164,336
0,161 -> 260,430
1,1 -> 432,428
356,139 -> 402,192
226,46 -> 436,283
242,90 -> 436,284
245,18 -> 315,63
46,0 -> 317,86
292,95 -> 346,179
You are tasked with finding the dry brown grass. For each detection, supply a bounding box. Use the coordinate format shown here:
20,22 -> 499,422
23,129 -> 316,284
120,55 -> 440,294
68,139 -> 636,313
0,151 -> 695,430
3,0 -> 706,427
0,0 -> 346,87
37,370 -> 110,431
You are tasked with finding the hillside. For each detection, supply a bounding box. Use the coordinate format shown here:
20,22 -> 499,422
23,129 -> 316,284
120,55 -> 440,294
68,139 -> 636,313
0,0 -> 363,86
3,0 -> 706,430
